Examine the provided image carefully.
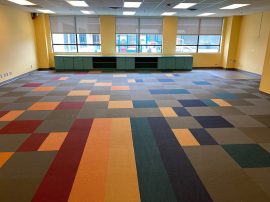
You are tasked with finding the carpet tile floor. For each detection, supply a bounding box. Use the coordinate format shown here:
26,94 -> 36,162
0,70 -> 270,202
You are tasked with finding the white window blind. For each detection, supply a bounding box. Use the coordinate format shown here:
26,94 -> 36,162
76,17 -> 100,33
140,18 -> 162,34
200,18 -> 223,35
116,17 -> 139,33
50,16 -> 76,33
177,18 -> 200,35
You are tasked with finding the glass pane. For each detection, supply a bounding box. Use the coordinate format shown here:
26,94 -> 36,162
198,46 -> 220,53
78,45 -> 101,53
53,45 -> 77,52
140,34 -> 162,45
140,45 -> 162,53
199,35 -> 221,45
116,34 -> 138,45
77,34 -> 100,44
176,35 -> 198,45
176,46 -> 197,53
116,45 -> 138,53
52,34 -> 76,44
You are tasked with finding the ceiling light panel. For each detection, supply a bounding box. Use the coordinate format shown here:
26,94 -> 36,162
173,3 -> 197,9
220,4 -> 250,10
124,2 -> 142,8
37,9 -> 55,14
81,10 -> 95,14
198,13 -> 215,16
8,0 -> 35,6
123,11 -> 136,15
66,1 -> 89,7
161,12 -> 176,16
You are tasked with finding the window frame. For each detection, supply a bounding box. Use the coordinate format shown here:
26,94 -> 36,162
176,18 -> 223,54
116,33 -> 163,54
176,34 -> 222,53
50,16 -> 101,53
115,17 -> 163,54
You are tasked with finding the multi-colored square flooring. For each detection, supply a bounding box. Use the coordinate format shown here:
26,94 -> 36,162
0,70 -> 270,201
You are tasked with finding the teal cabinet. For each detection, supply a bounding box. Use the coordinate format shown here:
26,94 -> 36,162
116,57 -> 126,69
175,57 -> 186,70
158,57 -> 175,70
125,57 -> 135,70
184,57 -> 193,70
73,57 -> 83,70
63,57 -> 74,70
74,57 -> 93,70
54,55 -> 193,71
117,57 -> 135,70
55,56 -> 65,70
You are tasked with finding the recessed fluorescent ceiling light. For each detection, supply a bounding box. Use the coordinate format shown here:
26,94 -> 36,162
220,4 -> 250,9
37,9 -> 55,14
124,2 -> 142,8
66,1 -> 89,7
123,11 -> 136,15
173,3 -> 197,9
8,0 -> 35,6
81,10 -> 95,14
161,12 -> 176,16
198,13 -> 215,16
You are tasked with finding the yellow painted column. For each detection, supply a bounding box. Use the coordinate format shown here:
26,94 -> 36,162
44,15 -> 55,67
100,16 -> 116,56
222,16 -> 242,69
33,14 -> 50,68
162,16 -> 178,55
259,32 -> 270,94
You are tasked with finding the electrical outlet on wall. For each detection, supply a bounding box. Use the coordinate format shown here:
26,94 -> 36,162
0,72 -> 12,79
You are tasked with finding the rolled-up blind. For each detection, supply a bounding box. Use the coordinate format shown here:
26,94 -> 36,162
177,18 -> 200,35
76,17 -> 100,33
116,17 -> 139,33
139,18 -> 162,34
50,16 -> 76,33
200,18 -> 223,34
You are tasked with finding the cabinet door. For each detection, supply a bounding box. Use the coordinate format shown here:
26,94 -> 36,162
63,57 -> 74,70
116,57 -> 126,69
175,57 -> 186,69
55,57 -> 65,70
166,58 -> 175,70
83,57 -> 93,70
158,58 -> 175,70
74,57 -> 83,70
125,57 -> 135,70
184,57 -> 193,70
157,58 -> 166,69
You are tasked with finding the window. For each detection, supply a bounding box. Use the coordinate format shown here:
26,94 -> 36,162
176,18 -> 223,53
116,17 -> 162,53
50,16 -> 101,53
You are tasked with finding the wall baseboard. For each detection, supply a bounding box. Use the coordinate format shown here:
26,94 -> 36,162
38,67 -> 55,71
193,67 -> 223,70
259,90 -> 270,96
0,70 -> 36,87
235,68 -> 261,76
